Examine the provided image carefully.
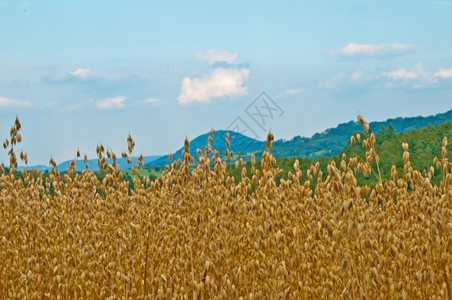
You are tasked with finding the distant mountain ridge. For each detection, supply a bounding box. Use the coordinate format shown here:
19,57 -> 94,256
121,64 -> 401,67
17,109 -> 452,170
148,108 -> 452,166
271,109 -> 452,160
148,130 -> 264,166
17,156 -> 161,172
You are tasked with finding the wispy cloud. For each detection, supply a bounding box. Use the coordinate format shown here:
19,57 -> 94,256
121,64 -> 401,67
434,1 -> 452,6
59,99 -> 94,113
0,2 -> 29,8
178,68 -> 249,104
382,63 -> 437,89
350,71 -> 365,80
43,71 -> 148,100
0,96 -> 31,107
319,73 -> 348,89
319,71 -> 372,89
195,49 -> 239,65
143,98 -> 161,103
70,68 -> 95,79
327,43 -> 417,58
97,96 -> 126,109
60,103 -> 83,113
44,68 -> 98,83
137,97 -> 163,105
320,64 -> 452,91
284,88 -> 305,95
434,67 -> 452,78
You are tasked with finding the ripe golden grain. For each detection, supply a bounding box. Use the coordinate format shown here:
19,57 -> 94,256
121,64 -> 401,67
0,116 -> 451,299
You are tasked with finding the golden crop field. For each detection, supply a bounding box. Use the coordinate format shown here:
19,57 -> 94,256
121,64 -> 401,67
1,116 -> 451,299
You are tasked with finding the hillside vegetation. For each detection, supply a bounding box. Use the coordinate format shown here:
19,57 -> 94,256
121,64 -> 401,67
228,121 -> 452,188
271,109 -> 452,160
146,109 -> 452,166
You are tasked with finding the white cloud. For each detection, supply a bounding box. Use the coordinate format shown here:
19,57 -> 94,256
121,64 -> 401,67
97,96 -> 126,109
319,64 -> 452,91
143,98 -> 161,103
137,98 -> 163,105
60,103 -> 83,112
434,68 -> 452,78
194,49 -> 239,65
318,73 -> 348,89
0,96 -> 31,107
384,82 -> 395,88
383,63 -> 437,89
327,43 -> 417,58
351,71 -> 365,80
178,68 -> 249,104
384,66 -> 420,80
70,68 -> 95,79
435,1 -> 452,6
319,71 -> 374,89
59,99 -> 94,112
284,88 -> 305,95
0,2 -> 29,7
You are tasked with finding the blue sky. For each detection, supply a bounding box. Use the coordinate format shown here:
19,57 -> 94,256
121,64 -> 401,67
1,0 -> 452,165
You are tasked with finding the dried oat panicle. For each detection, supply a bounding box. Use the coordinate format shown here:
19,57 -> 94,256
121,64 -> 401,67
0,116 -> 450,299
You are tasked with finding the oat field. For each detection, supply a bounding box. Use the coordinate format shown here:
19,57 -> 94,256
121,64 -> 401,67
1,116 -> 451,299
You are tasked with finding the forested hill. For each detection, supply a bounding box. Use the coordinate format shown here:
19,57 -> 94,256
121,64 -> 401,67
147,109 -> 452,167
228,121 -> 452,187
270,109 -> 452,160
148,130 -> 264,166
341,121 -> 452,180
